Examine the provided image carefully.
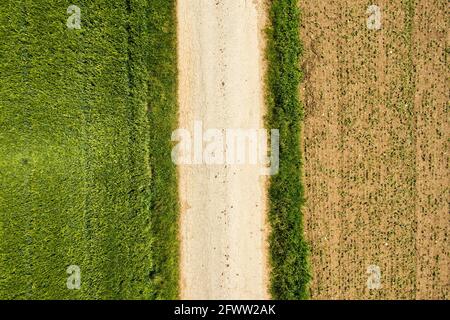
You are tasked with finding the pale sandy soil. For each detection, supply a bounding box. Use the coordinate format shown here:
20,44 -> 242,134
177,0 -> 269,299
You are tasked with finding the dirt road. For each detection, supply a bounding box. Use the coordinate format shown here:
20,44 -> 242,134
177,0 -> 269,299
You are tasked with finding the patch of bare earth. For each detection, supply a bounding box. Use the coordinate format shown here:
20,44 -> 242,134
300,0 -> 448,299
412,0 -> 449,299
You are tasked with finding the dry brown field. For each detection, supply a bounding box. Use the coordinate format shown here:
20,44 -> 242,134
300,0 -> 449,299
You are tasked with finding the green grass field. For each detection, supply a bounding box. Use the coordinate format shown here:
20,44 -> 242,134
0,0 -> 178,299
266,0 -> 311,299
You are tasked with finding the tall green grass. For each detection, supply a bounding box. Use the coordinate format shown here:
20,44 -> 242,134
266,0 -> 311,299
146,1 -> 179,300
0,0 -> 178,299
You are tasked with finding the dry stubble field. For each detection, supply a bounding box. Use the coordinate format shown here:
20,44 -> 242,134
300,0 -> 448,299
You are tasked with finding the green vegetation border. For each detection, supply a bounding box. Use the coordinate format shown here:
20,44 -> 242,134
265,0 -> 311,299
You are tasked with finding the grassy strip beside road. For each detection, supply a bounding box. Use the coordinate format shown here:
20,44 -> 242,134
266,0 -> 311,299
146,0 -> 179,299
